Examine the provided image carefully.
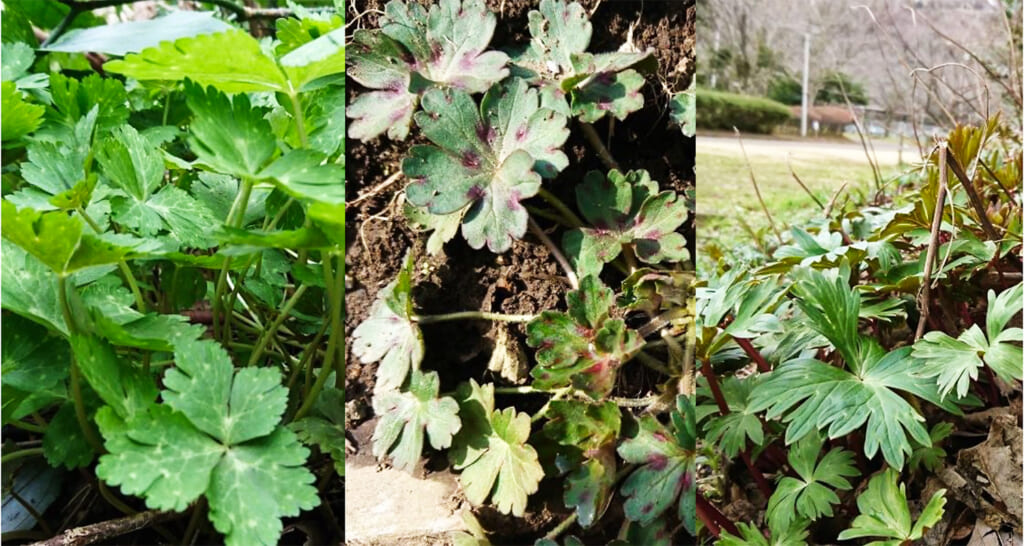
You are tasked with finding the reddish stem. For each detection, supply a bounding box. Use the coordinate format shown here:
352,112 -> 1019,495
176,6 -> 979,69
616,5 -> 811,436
696,494 -> 739,537
734,337 -> 771,372
701,359 -> 731,415
741,449 -> 774,500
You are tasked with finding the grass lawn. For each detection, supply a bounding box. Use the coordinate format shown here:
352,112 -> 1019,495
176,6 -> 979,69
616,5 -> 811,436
697,145 -> 906,268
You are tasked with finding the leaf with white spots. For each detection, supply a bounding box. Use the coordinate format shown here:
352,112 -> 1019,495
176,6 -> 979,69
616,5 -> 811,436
346,0 -> 509,141
403,80 -> 568,252
163,338 -> 288,445
563,170 -> 689,277
96,338 -> 319,546
1,241 -> 67,335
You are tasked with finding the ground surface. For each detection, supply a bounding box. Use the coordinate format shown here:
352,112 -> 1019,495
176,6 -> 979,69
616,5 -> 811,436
343,0 -> 695,542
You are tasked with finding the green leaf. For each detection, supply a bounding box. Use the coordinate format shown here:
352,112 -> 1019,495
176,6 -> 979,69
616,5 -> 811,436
542,400 -> 620,527
47,73 -> 128,133
617,395 -> 696,530
564,170 -> 688,277
70,334 -> 158,421
163,338 -> 288,445
2,202 -> 134,274
766,433 -> 858,528
41,11 -> 232,56
96,337 -> 320,546
748,343 -> 962,470
185,81 -> 277,178
670,88 -> 695,137
303,84 -> 346,156
1,81 -> 43,142
789,262 -> 863,370
290,387 -> 345,476
257,150 -> 345,205
1,314 -> 69,423
352,259 -> 423,390
97,124 -> 163,201
526,275 -> 643,399
104,30 -> 288,93
346,0 -> 509,141
275,14 -> 344,55
2,42 -> 36,81
716,519 -> 811,546
837,468 -> 945,543
912,283 -> 1023,398
279,27 -> 346,90
703,375 -> 765,458
19,107 -> 98,210
571,69 -> 646,123
43,400 -> 98,469
404,202 -> 463,255
372,370 -> 461,472
403,79 -> 568,252
450,379 -> 543,517
908,422 -> 952,473
1,241 -> 67,334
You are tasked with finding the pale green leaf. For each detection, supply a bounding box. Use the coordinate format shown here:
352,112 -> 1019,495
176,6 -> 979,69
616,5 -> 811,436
42,11 -> 232,56
372,370 -> 462,472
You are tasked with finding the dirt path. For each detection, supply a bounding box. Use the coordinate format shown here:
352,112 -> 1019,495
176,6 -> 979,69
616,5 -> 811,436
698,135 -> 908,165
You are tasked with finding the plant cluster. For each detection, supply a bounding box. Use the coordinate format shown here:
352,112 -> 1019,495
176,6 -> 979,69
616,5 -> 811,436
696,117 -> 1022,543
2,3 -> 346,544
347,0 -> 694,543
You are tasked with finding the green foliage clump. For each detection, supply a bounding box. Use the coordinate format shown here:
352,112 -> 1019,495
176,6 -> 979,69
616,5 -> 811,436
696,88 -> 793,134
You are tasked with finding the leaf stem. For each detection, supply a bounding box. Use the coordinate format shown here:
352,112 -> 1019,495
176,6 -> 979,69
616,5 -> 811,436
542,512 -> 578,541
528,217 -> 579,289
246,284 -> 309,366
293,252 -> 344,420
0,448 -> 44,464
733,337 -> 771,373
76,206 -> 146,312
414,311 -> 536,324
609,394 -> 661,408
579,121 -> 619,171
58,275 -> 104,454
213,178 -> 254,341
287,92 -> 309,148
536,188 -> 583,228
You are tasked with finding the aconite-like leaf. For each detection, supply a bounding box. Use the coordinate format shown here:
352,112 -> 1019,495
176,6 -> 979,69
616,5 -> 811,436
403,79 -> 568,252
346,0 -> 509,141
563,170 -> 689,277
837,468 -> 945,544
525,275 -> 643,399
765,433 -> 858,528
449,379 -> 543,517
618,395 -> 696,532
371,370 -> 461,472
913,283 -> 1023,398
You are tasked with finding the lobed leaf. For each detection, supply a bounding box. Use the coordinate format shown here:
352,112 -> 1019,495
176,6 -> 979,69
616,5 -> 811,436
371,370 -> 461,472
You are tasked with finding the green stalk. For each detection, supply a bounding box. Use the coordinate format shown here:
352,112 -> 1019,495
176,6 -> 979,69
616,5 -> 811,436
0,448 -> 44,464
287,92 -> 309,148
58,276 -> 104,453
293,253 -> 343,420
537,188 -> 583,228
415,311 -> 535,324
246,284 -> 309,366
213,178 -> 254,341
76,206 -> 146,312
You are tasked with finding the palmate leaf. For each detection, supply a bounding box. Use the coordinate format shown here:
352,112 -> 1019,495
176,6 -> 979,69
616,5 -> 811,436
542,400 -> 621,527
1,241 -> 67,335
525,275 -> 643,399
96,337 -> 319,546
450,379 -> 544,517
618,395 -> 696,533
1,81 -> 43,143
563,170 -> 688,277
837,468 -> 945,545
748,342 -> 963,470
346,0 -> 509,141
766,433 -> 858,528
703,375 -> 765,458
403,79 -> 568,252
514,0 -> 652,122
1,202 -> 134,275
104,29 -> 289,93
912,283 -> 1023,398
97,124 -> 217,247
17,106 -> 98,211
371,370 -> 461,472
290,387 -> 345,476
352,257 -> 423,390
1,314 -> 69,424
716,519 -> 811,546
184,81 -> 277,179
46,73 -> 129,134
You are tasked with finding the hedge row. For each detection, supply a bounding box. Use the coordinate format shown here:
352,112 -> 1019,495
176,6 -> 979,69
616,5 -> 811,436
696,88 -> 793,134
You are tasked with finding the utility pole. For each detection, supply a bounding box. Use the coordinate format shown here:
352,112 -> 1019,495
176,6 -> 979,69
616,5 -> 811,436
800,32 -> 810,137
710,29 -> 720,88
